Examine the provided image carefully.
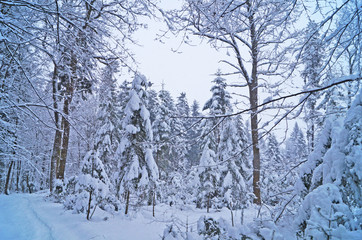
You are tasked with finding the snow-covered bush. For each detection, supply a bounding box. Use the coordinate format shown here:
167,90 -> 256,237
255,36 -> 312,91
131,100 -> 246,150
296,88 -> 362,239
73,150 -> 110,219
296,184 -> 354,239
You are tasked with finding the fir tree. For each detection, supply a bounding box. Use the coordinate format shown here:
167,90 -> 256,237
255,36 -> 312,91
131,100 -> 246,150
296,89 -> 362,239
94,61 -> 121,177
301,21 -> 324,153
218,116 -> 251,225
117,74 -> 159,215
197,141 -> 219,213
261,133 -> 286,206
75,150 -> 110,220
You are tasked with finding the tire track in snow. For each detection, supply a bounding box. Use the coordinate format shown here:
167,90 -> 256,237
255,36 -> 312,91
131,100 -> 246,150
23,195 -> 55,240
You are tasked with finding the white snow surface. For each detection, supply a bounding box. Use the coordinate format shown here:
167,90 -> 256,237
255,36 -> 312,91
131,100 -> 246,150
0,192 -> 264,240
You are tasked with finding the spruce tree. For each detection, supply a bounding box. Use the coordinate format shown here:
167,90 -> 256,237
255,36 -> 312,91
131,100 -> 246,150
197,141 -> 219,213
261,133 -> 286,206
76,150 -> 110,220
301,21 -> 324,153
95,62 -> 121,178
117,74 -> 159,214
219,116 -> 251,225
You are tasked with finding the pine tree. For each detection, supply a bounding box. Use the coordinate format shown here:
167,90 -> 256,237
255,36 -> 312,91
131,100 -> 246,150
285,123 -> 308,165
186,100 -> 202,167
196,72 -> 233,212
197,141 -> 219,213
296,89 -> 362,238
261,133 -> 286,206
94,61 -> 121,178
117,74 -> 159,215
75,150 -> 110,220
301,21 -> 324,153
218,116 -> 251,225
152,89 -> 177,173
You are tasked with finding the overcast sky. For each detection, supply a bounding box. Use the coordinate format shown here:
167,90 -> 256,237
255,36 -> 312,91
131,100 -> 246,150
129,1 -> 231,106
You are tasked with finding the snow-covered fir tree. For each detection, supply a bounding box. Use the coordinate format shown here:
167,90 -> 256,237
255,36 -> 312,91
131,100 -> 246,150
261,133 -> 286,206
296,88 -> 362,239
117,74 -> 159,214
285,123 -> 308,165
74,150 -> 110,220
153,89 -> 186,174
197,140 -> 219,213
301,21 -> 324,153
196,71 -> 233,212
186,100 -> 203,167
218,116 -> 251,225
94,61 -> 121,178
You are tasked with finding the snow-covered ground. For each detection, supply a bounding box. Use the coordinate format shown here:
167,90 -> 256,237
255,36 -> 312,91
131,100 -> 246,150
0,192 -> 259,240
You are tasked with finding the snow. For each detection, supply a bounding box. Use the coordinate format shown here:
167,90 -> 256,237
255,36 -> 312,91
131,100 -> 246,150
0,192 -> 263,240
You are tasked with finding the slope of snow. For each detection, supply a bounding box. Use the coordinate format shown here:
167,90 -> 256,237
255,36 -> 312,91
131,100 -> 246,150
0,192 -> 165,240
0,192 -> 263,240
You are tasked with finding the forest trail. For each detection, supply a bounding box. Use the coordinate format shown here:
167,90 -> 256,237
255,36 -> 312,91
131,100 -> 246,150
0,193 -> 55,240
0,192 -> 257,240
0,192 -> 168,240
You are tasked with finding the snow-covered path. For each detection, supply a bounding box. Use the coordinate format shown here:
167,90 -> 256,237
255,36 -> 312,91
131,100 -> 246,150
0,193 -> 168,240
0,194 -> 54,240
0,192 -> 259,240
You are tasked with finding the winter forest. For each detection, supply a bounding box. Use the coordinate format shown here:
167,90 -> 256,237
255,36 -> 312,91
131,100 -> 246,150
0,0 -> 361,239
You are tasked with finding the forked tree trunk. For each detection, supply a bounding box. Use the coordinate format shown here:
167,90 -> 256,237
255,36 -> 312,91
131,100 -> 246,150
55,53 -> 75,181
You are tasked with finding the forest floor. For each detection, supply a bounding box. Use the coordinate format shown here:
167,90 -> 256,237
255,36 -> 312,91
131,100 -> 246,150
0,192 -> 260,240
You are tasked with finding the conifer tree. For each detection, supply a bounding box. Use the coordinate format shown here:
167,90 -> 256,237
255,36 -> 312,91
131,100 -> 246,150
186,100 -> 202,167
95,61 -> 121,177
117,74 -> 159,214
76,150 -> 110,220
301,21 -> 324,153
262,133 -> 286,206
296,89 -> 362,239
219,116 -> 251,225
197,141 -> 219,213
285,123 -> 308,165
196,72 -> 233,212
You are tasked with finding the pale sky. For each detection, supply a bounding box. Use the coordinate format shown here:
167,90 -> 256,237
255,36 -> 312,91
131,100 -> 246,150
126,0 -> 306,140
129,1 -> 231,106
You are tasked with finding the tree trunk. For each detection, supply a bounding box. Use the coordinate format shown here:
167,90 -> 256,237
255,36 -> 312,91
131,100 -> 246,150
50,129 -> 62,192
57,112 -> 70,180
15,160 -> 21,192
230,208 -> 234,227
152,190 -> 155,217
250,100 -> 261,205
248,0 -> 261,205
241,207 -> 244,225
50,65 -> 61,192
87,190 -> 92,220
4,161 -> 14,195
26,174 -> 32,193
125,190 -> 130,215
56,52 -> 75,180
207,194 -> 210,213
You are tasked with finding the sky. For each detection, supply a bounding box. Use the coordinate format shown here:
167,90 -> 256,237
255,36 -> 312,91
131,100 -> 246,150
129,0 -> 230,106
125,0 -> 310,140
